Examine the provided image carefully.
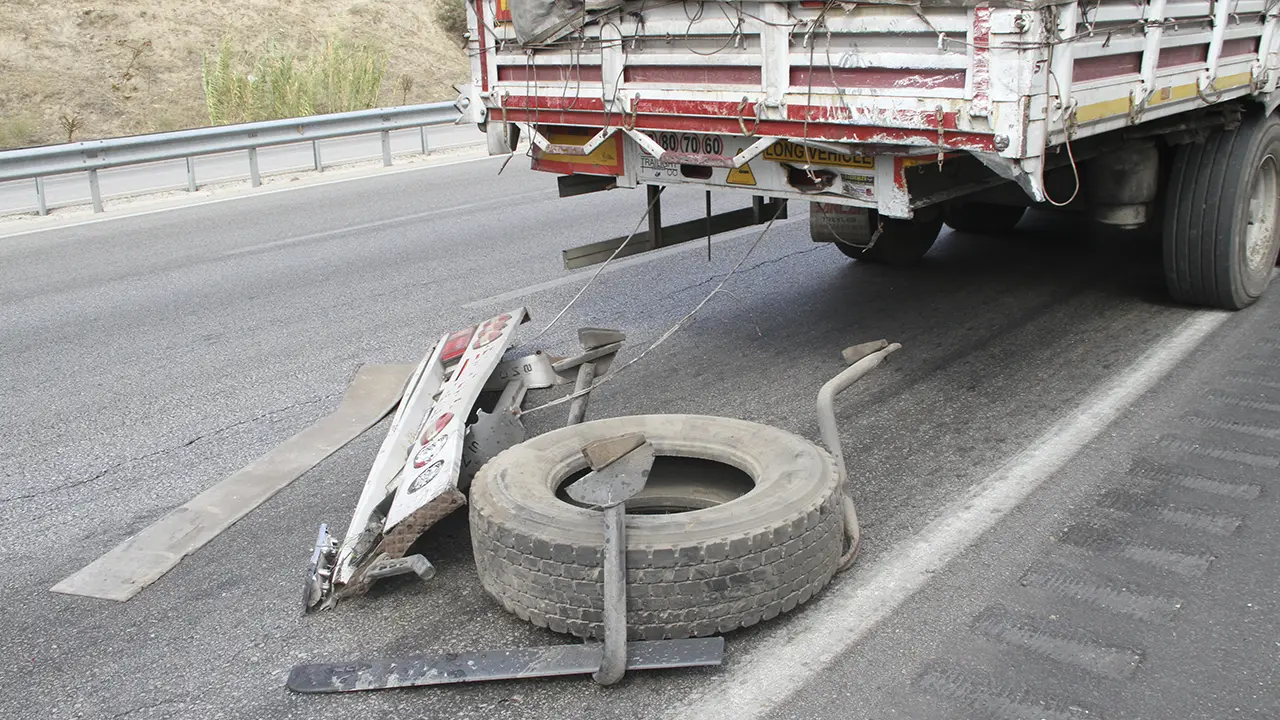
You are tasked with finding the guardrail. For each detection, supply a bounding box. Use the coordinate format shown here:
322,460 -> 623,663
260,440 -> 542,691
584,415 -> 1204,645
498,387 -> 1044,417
0,99 -> 467,215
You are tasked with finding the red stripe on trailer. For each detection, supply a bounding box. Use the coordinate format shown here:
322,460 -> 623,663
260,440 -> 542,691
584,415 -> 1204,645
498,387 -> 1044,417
1221,37 -> 1260,57
503,95 -> 609,111
501,95 -> 760,118
789,67 -> 966,90
498,65 -> 604,82
1074,53 -> 1142,81
533,158 -> 623,176
1157,44 -> 1208,68
624,66 -> 762,85
788,103 -> 963,130
637,98 -> 761,117
496,109 -> 997,151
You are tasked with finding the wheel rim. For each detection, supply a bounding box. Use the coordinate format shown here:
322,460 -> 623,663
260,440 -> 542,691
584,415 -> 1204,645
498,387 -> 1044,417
1245,153 -> 1280,274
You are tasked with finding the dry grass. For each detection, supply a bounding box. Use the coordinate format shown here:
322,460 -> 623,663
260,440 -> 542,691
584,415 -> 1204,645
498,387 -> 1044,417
0,0 -> 470,148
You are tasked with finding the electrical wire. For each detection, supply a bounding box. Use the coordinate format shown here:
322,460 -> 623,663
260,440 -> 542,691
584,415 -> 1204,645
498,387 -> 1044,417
530,186 -> 665,341
519,199 -> 787,417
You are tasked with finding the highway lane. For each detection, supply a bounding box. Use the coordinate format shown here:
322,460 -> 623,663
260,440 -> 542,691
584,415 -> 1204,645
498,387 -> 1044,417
0,156 -> 1275,719
0,123 -> 483,216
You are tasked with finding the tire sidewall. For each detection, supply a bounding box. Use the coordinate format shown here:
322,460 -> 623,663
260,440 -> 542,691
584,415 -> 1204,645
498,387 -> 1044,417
470,414 -> 839,549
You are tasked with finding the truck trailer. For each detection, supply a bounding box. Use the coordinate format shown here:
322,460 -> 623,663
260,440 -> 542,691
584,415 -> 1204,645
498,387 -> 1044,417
463,0 -> 1280,310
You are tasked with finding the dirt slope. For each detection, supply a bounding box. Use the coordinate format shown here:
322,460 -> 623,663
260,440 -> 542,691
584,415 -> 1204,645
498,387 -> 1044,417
0,0 -> 469,148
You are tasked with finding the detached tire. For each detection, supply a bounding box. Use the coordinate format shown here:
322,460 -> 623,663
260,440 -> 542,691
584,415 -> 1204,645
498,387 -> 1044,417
1164,110 -> 1280,309
944,202 -> 1026,234
469,415 -> 844,640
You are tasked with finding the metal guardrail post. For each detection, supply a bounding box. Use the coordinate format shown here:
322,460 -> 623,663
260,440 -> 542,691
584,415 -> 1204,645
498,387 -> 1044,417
312,140 -> 323,173
35,177 -> 48,216
248,147 -> 261,187
420,126 -> 430,155
88,169 -> 103,213
381,130 -> 393,167
185,158 -> 198,192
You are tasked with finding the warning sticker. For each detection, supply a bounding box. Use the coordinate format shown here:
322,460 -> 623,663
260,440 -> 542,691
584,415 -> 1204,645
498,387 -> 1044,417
841,173 -> 876,201
532,131 -> 624,176
726,163 -> 757,186
764,141 -> 875,170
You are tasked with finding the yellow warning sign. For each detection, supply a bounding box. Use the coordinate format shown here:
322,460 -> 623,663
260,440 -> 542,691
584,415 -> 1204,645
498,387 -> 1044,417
726,163 -> 757,186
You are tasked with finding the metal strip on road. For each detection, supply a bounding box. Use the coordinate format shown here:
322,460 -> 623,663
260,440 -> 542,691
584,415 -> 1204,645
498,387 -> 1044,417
50,363 -> 414,602
671,310 -> 1230,720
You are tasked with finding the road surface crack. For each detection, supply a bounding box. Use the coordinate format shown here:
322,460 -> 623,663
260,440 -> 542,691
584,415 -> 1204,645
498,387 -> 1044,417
108,699 -> 185,719
0,393 -> 339,503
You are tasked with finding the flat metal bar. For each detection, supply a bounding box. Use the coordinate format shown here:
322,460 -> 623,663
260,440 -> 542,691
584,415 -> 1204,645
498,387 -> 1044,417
248,147 -> 261,187
557,174 -> 617,198
35,177 -> 47,216
50,363 -> 414,602
286,638 -> 725,693
706,191 -> 713,261
648,184 -> 663,248
185,157 -> 198,192
595,503 -> 627,685
566,362 -> 596,426
312,140 -> 323,172
420,126 -> 430,155
88,169 -> 103,213
563,201 -> 787,269
381,130 -> 393,167
551,342 -> 623,373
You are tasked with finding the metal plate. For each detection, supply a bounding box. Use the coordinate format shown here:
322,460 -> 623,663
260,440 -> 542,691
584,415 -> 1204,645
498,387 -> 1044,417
385,307 -> 528,530
287,637 -> 725,693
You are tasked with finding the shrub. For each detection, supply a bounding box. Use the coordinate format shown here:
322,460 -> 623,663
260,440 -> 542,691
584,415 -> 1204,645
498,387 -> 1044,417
201,35 -> 388,124
0,116 -> 40,149
435,0 -> 469,48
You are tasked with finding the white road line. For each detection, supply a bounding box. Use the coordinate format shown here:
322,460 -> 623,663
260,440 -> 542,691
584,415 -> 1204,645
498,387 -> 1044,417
217,189 -> 553,259
0,149 -> 497,241
462,216 -> 803,309
673,310 -> 1229,720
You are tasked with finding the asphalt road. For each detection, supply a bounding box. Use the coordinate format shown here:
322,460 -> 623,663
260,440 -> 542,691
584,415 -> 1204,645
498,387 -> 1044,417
1,152 -> 1276,720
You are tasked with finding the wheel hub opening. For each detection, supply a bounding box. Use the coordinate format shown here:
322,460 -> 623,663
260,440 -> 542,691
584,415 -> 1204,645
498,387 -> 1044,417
556,456 -> 755,515
1245,153 -> 1280,273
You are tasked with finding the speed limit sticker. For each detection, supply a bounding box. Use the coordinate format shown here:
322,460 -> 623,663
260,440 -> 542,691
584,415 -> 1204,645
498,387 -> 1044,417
654,132 -> 725,156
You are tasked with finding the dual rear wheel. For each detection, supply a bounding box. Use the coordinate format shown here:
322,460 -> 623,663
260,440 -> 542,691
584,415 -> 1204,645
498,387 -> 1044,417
813,110 -> 1280,310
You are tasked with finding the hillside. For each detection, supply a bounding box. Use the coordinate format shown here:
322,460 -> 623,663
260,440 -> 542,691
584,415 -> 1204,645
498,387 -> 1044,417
0,0 -> 470,149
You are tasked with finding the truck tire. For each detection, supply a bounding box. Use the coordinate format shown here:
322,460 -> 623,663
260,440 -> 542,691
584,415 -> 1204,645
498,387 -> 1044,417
836,214 -> 944,266
469,414 -> 844,640
944,202 -> 1026,234
1163,110 -> 1280,309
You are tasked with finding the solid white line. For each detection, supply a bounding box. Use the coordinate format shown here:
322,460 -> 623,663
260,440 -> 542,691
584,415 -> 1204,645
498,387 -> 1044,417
462,216 -> 803,309
0,148 -> 496,241
674,310 -> 1229,720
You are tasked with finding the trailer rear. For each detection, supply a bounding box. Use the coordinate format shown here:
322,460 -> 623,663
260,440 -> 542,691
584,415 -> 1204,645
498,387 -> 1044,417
463,0 -> 1280,309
